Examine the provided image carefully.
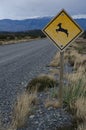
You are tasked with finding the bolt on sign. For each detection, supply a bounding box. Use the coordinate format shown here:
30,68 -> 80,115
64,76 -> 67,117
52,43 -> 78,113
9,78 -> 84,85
43,9 -> 83,51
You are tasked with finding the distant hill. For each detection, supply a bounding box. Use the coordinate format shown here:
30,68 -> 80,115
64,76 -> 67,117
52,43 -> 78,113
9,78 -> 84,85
0,17 -> 86,32
75,19 -> 86,30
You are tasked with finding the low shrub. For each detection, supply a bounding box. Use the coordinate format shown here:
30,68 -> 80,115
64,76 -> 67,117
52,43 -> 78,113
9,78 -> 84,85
26,75 -> 58,92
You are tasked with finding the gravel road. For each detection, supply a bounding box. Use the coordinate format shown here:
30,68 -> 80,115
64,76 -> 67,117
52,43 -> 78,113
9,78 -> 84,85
0,38 -> 57,125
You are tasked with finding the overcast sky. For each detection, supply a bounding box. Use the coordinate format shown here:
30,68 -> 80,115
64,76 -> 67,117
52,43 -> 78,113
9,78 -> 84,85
0,0 -> 86,20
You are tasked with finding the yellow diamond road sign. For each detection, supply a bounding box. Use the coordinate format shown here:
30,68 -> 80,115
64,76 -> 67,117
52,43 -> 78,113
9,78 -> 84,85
43,9 -> 83,51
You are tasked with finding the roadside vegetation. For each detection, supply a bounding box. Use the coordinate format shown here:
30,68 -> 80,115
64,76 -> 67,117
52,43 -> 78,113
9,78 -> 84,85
49,36 -> 86,130
26,74 -> 57,92
0,30 -> 46,45
10,91 -> 37,129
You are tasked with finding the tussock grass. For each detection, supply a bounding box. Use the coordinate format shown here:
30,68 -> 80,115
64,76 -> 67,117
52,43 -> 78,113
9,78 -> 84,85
45,98 -> 60,108
64,49 -> 86,69
50,46 -> 86,71
75,97 -> 86,121
65,66 -> 86,83
49,87 -> 59,99
63,65 -> 86,130
67,50 -> 78,66
74,55 -> 86,71
10,75 -> 57,129
49,69 -> 59,76
63,67 -> 86,129
75,39 -> 86,54
63,72 -> 86,107
11,91 -> 37,129
77,123 -> 86,130
49,51 -> 69,67
49,49 -> 78,67
65,46 -> 86,70
26,74 -> 57,92
49,37 -> 86,70
50,52 -> 60,67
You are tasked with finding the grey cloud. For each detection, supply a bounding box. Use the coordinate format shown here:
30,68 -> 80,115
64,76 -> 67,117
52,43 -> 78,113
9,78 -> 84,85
0,0 -> 86,19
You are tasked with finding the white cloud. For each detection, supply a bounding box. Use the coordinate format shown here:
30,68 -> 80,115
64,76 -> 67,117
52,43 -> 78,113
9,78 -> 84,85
72,14 -> 86,19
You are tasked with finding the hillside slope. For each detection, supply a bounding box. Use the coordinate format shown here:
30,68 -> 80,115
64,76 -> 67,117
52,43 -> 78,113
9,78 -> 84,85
0,17 -> 86,32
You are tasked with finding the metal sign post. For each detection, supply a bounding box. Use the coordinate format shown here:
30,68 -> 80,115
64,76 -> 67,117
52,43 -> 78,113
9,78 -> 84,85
59,51 -> 64,107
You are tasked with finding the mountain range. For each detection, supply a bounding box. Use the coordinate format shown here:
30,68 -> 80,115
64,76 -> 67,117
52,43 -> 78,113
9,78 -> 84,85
0,17 -> 86,32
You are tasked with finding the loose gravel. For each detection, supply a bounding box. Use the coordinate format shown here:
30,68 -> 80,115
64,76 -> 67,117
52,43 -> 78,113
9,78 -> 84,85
0,39 -> 74,130
17,92 -> 73,130
0,39 -> 57,126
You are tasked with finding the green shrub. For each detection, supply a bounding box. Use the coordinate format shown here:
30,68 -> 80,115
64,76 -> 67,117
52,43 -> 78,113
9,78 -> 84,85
63,75 -> 86,107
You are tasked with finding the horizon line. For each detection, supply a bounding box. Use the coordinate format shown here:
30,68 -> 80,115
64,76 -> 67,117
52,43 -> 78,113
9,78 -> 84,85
0,14 -> 86,20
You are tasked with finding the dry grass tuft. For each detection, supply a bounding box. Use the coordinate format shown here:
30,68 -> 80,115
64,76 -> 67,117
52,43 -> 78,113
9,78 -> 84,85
63,66 -> 86,108
45,98 -> 60,108
49,69 -> 59,76
50,49 -> 80,68
66,65 -> 86,85
26,74 -> 57,92
75,38 -> 86,54
67,50 -> 78,66
63,68 -> 86,130
49,52 -> 60,67
50,39 -> 86,70
11,91 -> 37,129
75,97 -> 86,121
65,66 -> 86,83
49,51 -> 70,67
65,49 -> 86,70
77,123 -> 86,130
74,54 -> 86,70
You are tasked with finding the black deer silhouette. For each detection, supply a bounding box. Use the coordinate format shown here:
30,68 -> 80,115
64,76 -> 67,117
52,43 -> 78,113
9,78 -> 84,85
56,23 -> 69,37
